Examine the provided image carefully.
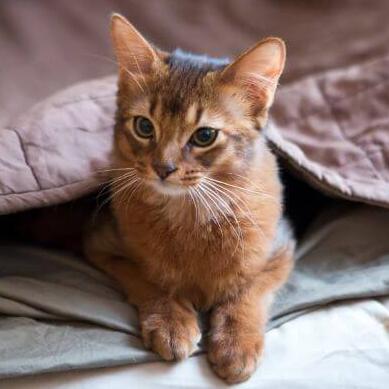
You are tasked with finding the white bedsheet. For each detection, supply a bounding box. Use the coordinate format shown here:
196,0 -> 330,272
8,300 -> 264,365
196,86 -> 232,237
3,297 -> 388,389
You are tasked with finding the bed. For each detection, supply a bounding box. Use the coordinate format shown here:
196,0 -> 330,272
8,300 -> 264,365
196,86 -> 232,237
1,1 -> 389,387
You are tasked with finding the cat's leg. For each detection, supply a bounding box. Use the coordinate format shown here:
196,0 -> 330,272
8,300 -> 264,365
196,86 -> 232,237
207,243 -> 293,384
84,219 -> 201,361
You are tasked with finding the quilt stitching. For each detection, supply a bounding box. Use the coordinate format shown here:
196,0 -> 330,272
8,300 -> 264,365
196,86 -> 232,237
275,75 -> 389,125
316,80 -> 387,184
3,128 -> 42,190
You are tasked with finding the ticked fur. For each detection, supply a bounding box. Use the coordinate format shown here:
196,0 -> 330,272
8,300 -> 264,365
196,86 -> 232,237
85,14 -> 294,384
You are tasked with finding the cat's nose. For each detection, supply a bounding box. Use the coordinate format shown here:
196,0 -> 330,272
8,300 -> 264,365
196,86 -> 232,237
152,161 -> 177,180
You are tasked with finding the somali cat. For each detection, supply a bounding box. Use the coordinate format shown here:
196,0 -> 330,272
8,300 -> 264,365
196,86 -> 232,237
84,14 -> 295,384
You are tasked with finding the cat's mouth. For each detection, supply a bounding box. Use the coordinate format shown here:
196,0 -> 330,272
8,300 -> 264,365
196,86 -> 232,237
145,178 -> 190,196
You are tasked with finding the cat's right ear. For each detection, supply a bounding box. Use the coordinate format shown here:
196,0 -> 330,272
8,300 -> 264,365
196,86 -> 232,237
219,38 -> 286,111
110,14 -> 160,85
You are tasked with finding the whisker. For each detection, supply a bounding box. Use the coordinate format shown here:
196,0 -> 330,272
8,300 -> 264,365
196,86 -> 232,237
204,179 -> 256,224
111,178 -> 140,216
97,167 -> 137,173
201,181 -> 243,254
95,170 -> 137,203
206,176 -> 276,200
203,178 -> 266,240
188,188 -> 199,228
109,171 -> 137,186
94,173 -> 139,216
197,184 -> 224,244
94,170 -> 135,201
225,172 -> 278,198
111,177 -> 140,201
125,179 -> 143,214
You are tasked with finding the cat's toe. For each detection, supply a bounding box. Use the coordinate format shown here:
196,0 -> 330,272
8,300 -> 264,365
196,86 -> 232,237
208,335 -> 263,384
140,305 -> 201,361
150,324 -> 200,360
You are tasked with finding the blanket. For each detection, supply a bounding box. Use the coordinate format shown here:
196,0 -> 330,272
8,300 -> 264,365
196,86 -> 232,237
1,204 -> 388,378
2,1 -> 389,380
1,54 -> 389,214
1,64 -> 389,378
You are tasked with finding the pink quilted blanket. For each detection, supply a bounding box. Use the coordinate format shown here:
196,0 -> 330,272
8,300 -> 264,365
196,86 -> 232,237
1,56 -> 389,215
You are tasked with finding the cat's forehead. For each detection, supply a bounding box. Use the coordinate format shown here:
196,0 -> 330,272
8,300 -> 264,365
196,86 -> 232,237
154,50 -> 230,117
127,51 -> 229,128
131,96 -> 226,131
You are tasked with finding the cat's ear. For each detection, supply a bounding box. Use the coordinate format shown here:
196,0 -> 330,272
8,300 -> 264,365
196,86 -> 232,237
110,14 -> 161,85
220,37 -> 286,109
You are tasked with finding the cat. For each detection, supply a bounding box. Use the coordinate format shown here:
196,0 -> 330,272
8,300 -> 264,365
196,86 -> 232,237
84,14 -> 295,384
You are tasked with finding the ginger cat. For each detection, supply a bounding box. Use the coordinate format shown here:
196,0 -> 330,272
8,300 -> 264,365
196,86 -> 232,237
85,14 -> 294,384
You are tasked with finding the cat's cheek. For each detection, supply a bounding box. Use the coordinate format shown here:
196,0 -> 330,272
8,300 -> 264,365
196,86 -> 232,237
193,142 -> 232,171
115,130 -> 146,165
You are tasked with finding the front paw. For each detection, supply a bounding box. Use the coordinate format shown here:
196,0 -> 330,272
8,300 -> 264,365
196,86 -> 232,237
139,300 -> 201,361
208,331 -> 263,384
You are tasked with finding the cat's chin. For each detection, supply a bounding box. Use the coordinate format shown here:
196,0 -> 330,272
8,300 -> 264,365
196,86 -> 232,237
148,180 -> 190,197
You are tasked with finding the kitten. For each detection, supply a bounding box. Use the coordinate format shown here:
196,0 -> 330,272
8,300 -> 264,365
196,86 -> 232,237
85,14 -> 295,384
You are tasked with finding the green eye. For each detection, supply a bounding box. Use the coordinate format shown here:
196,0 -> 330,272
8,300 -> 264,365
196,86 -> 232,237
134,116 -> 154,139
190,127 -> 218,147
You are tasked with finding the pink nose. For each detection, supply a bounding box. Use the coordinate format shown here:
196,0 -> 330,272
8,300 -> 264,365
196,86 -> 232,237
152,162 -> 177,180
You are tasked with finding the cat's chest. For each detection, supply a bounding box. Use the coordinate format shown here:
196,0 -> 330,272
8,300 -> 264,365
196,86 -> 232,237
121,210 -> 264,274
122,209 -> 244,258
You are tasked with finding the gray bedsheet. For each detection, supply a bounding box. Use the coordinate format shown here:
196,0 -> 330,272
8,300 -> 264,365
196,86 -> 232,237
0,205 -> 389,378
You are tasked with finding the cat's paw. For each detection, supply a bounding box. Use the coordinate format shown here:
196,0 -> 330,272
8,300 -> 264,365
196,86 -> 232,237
139,300 -> 201,361
208,332 -> 263,384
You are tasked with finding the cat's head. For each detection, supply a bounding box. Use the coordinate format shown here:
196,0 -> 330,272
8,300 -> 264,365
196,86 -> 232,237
111,14 -> 285,197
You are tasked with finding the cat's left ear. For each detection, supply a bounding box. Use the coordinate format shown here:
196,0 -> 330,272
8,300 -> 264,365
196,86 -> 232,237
219,37 -> 286,109
110,14 -> 162,87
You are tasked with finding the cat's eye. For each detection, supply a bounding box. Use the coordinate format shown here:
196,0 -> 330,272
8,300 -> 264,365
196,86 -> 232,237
133,116 -> 154,139
190,127 -> 218,147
